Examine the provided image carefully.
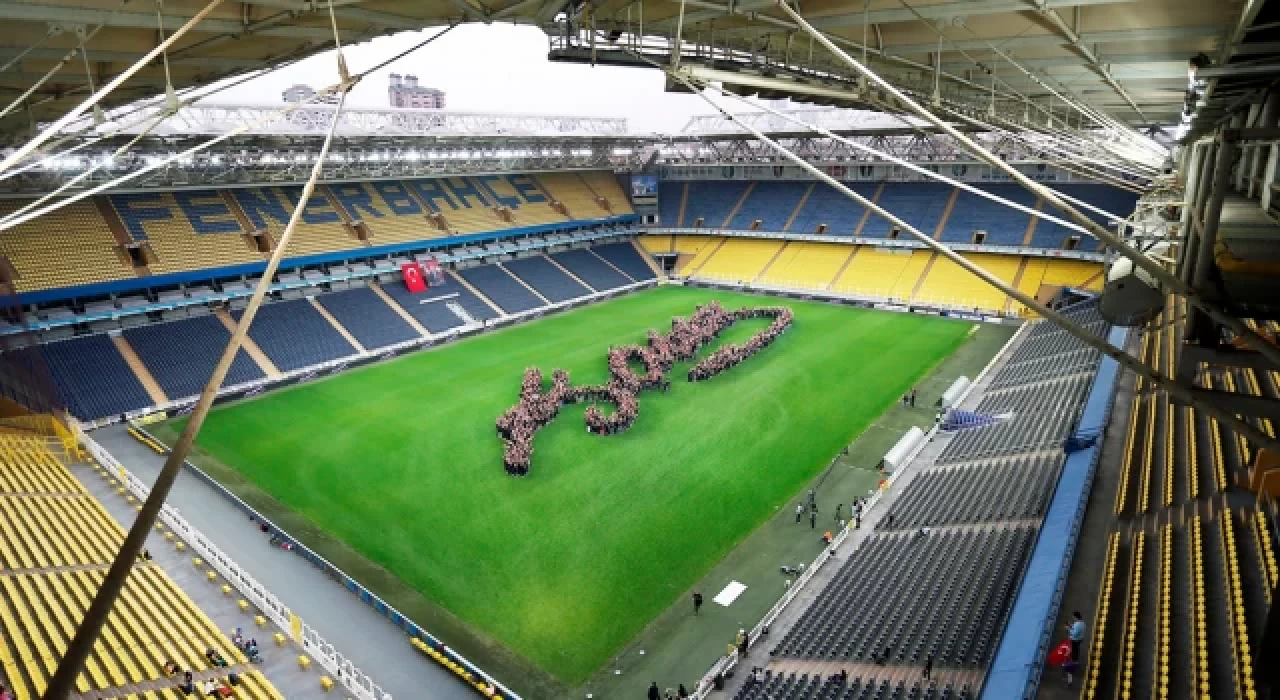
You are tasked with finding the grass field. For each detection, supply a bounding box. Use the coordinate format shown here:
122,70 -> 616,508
170,286 -> 976,687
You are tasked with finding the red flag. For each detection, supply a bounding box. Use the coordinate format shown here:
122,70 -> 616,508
402,263 -> 426,293
1047,639 -> 1072,667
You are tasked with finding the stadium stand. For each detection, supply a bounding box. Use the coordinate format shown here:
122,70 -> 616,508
378,276 -> 499,331
548,249 -> 633,291
756,241 -> 855,289
733,671 -> 976,700
234,186 -> 361,257
230,299 -> 357,372
314,286 -> 421,349
881,454 -> 1064,529
501,255 -> 591,302
912,253 -> 1024,312
109,192 -> 262,274
696,239 -> 784,281
659,182 -> 684,226
123,315 -> 266,400
786,182 -> 879,235
0,433 -> 281,700
0,200 -> 133,293
38,335 -> 153,421
455,265 -> 545,314
1032,184 -> 1139,248
680,181 -> 750,229
592,242 -> 657,281
938,185 -> 1039,245
727,182 -> 809,231
860,183 -> 955,238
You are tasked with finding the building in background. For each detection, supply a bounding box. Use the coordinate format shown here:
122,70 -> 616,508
388,74 -> 446,109
282,84 -> 338,105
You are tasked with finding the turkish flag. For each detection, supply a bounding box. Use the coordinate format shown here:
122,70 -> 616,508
1047,639 -> 1072,667
402,263 -> 426,293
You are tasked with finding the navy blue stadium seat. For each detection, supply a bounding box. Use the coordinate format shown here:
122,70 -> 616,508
682,181 -> 749,229
788,182 -> 878,235
41,335 -> 154,420
940,184 -> 1039,246
502,256 -> 590,302
456,265 -> 544,314
861,183 -> 954,238
379,275 -> 498,333
124,316 -> 265,399
314,287 -> 420,350
231,300 -> 356,372
550,249 -> 632,291
591,242 -> 655,282
1032,184 -> 1139,249
659,182 -> 684,225
728,182 -> 810,231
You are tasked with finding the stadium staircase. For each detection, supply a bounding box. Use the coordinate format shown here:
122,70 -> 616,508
0,427 -> 287,700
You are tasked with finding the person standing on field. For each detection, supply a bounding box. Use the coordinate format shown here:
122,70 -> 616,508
692,592 -> 703,616
796,503 -> 805,524
810,510 -> 817,529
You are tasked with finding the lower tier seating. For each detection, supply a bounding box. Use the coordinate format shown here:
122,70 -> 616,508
455,265 -> 543,314
501,256 -> 590,303
883,454 -> 1064,530
772,526 -> 1037,668
314,286 -> 421,349
592,242 -> 656,281
124,316 -> 265,400
549,249 -> 632,291
379,277 -> 497,333
231,299 -> 356,372
39,335 -> 153,421
734,671 -> 974,700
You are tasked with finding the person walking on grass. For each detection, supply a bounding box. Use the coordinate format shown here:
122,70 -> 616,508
692,592 -> 703,616
648,682 -> 660,700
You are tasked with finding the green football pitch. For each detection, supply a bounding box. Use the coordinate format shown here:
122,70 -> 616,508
170,286 -> 976,687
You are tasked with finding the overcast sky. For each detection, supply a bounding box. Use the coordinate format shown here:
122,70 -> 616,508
206,23 -> 767,134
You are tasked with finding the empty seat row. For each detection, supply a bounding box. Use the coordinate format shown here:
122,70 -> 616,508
231,299 -> 357,372
501,256 -> 591,303
734,671 -> 974,700
883,454 -> 1063,529
772,526 -> 1036,668
935,374 -> 1093,464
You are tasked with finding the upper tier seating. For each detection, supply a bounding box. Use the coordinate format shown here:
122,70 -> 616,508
659,182 -> 684,225
773,526 -> 1037,667
860,183 -> 955,238
0,435 -> 285,700
1032,184 -> 1139,248
0,201 -> 132,293
231,299 -> 356,371
0,173 -> 628,297
728,182 -> 810,231
681,181 -> 750,229
124,316 -> 265,399
39,335 -> 152,421
697,239 -> 783,281
787,182 -> 879,236
456,266 -> 543,314
314,287 -> 420,349
549,249 -> 633,291
108,192 -> 260,274
591,242 -> 656,281
939,184 -> 1038,245
501,256 -> 591,302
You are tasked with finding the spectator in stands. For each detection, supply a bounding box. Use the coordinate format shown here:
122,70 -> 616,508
692,592 -> 703,616
0,683 -> 10,700
1068,611 -> 1087,661
181,671 -> 195,695
206,648 -> 228,667
648,681 -> 661,700
203,679 -> 217,697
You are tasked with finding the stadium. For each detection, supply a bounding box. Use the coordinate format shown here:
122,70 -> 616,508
0,0 -> 1276,699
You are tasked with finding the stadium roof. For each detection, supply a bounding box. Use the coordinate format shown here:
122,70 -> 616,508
0,0 -> 1263,142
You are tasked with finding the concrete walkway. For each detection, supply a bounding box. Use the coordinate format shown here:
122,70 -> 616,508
89,424 -> 475,700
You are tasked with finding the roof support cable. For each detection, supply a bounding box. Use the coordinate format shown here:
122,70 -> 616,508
0,0 -> 226,178
0,25 -> 104,123
672,0 -> 687,70
0,26 -> 57,75
776,0 -> 1280,371
155,0 -> 179,110
661,61 -> 1280,455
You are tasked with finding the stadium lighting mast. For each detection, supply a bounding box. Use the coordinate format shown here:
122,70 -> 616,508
772,0 -> 1280,373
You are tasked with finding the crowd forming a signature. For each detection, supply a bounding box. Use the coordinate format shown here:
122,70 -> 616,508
495,302 -> 795,476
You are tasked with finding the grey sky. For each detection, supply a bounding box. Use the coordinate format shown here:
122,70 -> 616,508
209,23 -> 767,134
